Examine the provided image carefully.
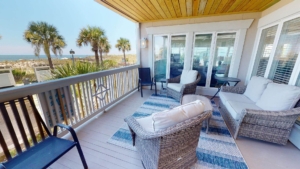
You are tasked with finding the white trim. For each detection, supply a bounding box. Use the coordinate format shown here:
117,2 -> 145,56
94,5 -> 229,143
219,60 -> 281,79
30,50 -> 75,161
136,23 -> 141,65
229,30 -> 245,78
206,32 -> 217,88
246,22 -> 280,83
289,47 -> 300,85
263,21 -> 283,78
146,19 -> 254,34
148,34 -> 153,76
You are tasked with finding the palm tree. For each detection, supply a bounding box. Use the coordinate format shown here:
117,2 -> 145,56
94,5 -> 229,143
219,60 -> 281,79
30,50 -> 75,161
24,21 -> 66,69
77,26 -> 105,66
0,35 -> 2,40
98,36 -> 111,62
103,42 -> 111,56
115,38 -> 131,66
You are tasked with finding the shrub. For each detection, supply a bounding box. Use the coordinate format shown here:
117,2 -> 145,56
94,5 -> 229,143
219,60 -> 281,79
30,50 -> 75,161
12,69 -> 26,83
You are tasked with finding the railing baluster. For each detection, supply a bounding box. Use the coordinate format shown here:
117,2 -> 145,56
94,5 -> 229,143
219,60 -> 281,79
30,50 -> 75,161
9,100 -> 30,150
76,83 -> 85,118
0,102 -> 22,154
82,82 -> 89,116
43,91 -> 57,128
50,90 -> 62,125
87,80 -> 94,114
63,86 -> 74,125
0,130 -> 12,160
19,98 -> 37,145
56,89 -> 68,125
71,84 -> 81,122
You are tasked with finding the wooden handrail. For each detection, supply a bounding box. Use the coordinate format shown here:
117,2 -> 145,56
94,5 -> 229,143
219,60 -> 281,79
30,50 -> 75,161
0,65 -> 139,103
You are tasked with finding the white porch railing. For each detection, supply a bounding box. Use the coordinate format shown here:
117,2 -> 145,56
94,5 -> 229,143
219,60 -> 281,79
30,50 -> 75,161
0,65 -> 139,136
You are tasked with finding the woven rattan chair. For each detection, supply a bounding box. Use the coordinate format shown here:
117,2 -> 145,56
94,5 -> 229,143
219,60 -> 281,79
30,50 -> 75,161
220,86 -> 300,145
167,72 -> 201,102
125,111 -> 212,169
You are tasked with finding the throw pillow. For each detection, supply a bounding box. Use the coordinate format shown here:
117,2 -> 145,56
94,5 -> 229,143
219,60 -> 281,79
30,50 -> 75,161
256,83 -> 300,111
243,76 -> 272,102
180,70 -> 198,84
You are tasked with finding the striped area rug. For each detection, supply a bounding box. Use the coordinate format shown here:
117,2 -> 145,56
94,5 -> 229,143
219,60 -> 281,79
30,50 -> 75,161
107,94 -> 248,169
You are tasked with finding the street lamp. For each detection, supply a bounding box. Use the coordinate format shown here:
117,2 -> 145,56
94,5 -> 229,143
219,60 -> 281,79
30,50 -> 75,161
70,49 -> 75,66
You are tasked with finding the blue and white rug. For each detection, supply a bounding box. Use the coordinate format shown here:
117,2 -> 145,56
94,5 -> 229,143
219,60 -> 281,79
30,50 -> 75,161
107,94 -> 248,169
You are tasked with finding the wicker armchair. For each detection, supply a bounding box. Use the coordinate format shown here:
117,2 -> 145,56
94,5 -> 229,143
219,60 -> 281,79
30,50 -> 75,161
220,86 -> 300,145
167,73 -> 201,102
125,111 -> 212,169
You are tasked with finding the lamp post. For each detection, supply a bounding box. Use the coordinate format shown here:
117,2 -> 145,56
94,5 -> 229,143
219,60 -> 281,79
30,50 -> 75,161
70,49 -> 75,66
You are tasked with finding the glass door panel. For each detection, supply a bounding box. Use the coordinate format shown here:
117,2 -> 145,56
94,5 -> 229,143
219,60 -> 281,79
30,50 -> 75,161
211,33 -> 236,87
170,35 -> 186,78
268,17 -> 300,84
252,25 -> 278,77
153,35 -> 168,82
192,34 -> 213,86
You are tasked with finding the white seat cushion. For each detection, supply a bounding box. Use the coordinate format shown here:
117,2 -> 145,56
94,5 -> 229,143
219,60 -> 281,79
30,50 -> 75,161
180,70 -> 198,84
167,83 -> 183,92
136,116 -> 154,132
226,101 -> 262,120
243,76 -> 272,102
219,92 -> 254,104
256,83 -> 300,111
152,100 -> 205,131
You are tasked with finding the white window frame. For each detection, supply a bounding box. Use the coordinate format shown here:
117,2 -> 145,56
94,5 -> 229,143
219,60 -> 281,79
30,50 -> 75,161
247,13 -> 300,85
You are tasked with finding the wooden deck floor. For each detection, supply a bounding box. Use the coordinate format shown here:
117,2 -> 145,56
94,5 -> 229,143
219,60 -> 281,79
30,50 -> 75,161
49,90 -> 300,169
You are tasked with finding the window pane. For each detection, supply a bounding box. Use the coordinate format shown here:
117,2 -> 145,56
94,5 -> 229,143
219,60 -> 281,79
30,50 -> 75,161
252,25 -> 278,77
268,17 -> 300,84
170,35 -> 186,78
211,33 -> 236,87
154,36 -> 168,81
192,34 -> 212,86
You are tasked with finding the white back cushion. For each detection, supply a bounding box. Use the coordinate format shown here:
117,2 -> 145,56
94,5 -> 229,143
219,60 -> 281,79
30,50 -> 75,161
180,70 -> 198,84
152,100 -> 205,131
256,83 -> 300,111
244,76 -> 272,102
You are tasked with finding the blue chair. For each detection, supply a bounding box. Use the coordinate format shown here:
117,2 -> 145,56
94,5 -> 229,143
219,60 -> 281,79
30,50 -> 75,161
138,67 -> 157,97
0,96 -> 88,169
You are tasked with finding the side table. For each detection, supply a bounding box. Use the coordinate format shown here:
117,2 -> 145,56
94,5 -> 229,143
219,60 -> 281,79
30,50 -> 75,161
211,76 -> 240,100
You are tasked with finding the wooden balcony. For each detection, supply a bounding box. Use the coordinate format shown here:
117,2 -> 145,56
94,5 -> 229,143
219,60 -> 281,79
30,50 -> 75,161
0,65 -> 299,169
46,90 -> 300,169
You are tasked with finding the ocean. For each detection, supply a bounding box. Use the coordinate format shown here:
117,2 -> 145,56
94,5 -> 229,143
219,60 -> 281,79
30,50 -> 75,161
0,55 -> 91,61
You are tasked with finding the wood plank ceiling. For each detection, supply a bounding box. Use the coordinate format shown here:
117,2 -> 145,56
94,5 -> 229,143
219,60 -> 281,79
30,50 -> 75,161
97,0 -> 280,22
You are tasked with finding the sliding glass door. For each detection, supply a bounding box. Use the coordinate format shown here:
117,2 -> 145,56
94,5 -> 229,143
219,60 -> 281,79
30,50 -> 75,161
170,35 -> 186,78
192,34 -> 213,86
192,32 -> 237,87
211,33 -> 236,87
153,35 -> 168,82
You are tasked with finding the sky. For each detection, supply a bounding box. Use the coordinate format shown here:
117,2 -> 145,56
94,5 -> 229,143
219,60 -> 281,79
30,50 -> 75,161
0,0 -> 137,55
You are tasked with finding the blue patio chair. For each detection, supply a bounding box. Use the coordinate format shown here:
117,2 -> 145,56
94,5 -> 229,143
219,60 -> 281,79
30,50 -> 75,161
0,96 -> 88,169
138,67 -> 157,97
